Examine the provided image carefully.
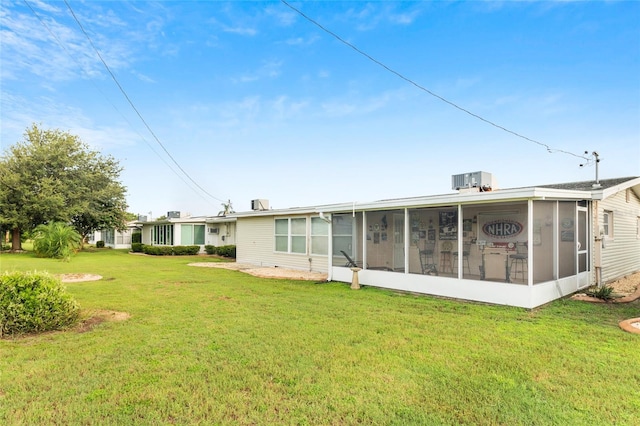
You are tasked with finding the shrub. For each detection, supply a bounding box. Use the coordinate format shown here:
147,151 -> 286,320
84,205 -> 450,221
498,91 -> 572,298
96,240 -> 105,248
173,245 -> 200,255
132,232 -> 142,244
142,245 -> 173,256
0,271 -> 80,337
216,245 -> 236,258
32,222 -> 82,261
131,243 -> 144,253
204,245 -> 217,255
586,285 -> 615,301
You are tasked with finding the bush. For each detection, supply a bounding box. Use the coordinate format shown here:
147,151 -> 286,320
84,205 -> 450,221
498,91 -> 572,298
204,245 -> 217,255
132,232 -> 142,244
586,285 -> 615,301
32,222 -> 82,261
142,245 -> 173,256
131,243 -> 144,253
173,245 -> 200,256
0,271 -> 80,337
216,245 -> 236,258
96,240 -> 105,248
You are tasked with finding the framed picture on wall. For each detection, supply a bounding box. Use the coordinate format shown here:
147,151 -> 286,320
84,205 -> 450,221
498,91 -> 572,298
428,229 -> 436,241
463,219 -> 473,232
439,210 -> 458,240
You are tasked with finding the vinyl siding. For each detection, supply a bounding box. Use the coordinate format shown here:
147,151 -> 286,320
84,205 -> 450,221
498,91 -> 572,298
236,215 -> 330,273
599,189 -> 640,283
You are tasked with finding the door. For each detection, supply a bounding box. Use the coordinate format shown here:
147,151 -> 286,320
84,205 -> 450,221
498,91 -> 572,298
393,214 -> 405,271
577,206 -> 590,288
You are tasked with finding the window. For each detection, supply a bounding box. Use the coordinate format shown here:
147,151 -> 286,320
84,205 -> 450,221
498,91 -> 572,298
181,224 -> 205,245
311,217 -> 328,255
275,218 -> 307,254
603,210 -> 613,238
152,224 -> 174,245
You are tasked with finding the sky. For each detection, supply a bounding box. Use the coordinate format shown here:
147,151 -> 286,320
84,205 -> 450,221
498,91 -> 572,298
1,1 -> 639,218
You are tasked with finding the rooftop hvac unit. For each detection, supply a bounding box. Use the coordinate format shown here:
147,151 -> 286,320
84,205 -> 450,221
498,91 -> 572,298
167,211 -> 181,219
137,215 -> 148,222
251,199 -> 269,211
451,171 -> 494,191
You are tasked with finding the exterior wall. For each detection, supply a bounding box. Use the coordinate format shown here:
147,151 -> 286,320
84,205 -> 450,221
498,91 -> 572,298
599,189 -> 640,283
205,222 -> 236,247
236,215 -> 329,273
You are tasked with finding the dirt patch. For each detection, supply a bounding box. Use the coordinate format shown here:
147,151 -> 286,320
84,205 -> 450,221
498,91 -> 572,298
572,271 -> 640,303
77,310 -> 130,333
188,262 -> 328,281
58,273 -> 103,283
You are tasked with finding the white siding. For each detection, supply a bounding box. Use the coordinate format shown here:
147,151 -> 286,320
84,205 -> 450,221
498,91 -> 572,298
237,215 -> 329,273
600,189 -> 640,283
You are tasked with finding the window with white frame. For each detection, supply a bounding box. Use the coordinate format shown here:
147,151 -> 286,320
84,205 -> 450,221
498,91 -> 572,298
181,224 -> 205,245
152,224 -> 174,245
275,218 -> 307,254
311,217 -> 328,255
602,210 -> 613,238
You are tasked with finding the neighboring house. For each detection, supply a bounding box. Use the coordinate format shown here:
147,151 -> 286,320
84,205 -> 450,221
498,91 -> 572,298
137,212 -> 237,253
232,174 -> 640,309
89,221 -> 138,249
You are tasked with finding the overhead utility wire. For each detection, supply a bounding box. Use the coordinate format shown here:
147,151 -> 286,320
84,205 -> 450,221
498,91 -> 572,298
21,0 -> 205,203
281,0 -> 590,162
63,0 -> 226,204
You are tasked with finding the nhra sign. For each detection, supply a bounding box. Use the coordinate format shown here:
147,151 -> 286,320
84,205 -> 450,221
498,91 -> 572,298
482,219 -> 523,239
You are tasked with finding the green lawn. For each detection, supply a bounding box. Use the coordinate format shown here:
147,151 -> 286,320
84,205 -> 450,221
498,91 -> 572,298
1,250 -> 639,425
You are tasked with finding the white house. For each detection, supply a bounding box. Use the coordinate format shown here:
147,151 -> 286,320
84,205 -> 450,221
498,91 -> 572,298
89,221 -> 138,249
137,212 -> 237,253
232,174 -> 640,309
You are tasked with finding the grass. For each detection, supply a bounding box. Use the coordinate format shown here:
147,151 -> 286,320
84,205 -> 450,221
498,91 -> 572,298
1,249 -> 639,425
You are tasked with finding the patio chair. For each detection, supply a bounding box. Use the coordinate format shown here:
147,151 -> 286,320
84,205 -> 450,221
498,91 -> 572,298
340,250 -> 360,268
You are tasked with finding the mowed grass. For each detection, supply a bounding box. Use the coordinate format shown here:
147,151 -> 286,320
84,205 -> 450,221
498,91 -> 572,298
1,250 -> 639,425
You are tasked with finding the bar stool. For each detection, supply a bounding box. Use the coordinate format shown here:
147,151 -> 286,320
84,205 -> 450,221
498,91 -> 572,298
439,241 -> 453,274
453,242 -> 471,274
509,242 -> 528,282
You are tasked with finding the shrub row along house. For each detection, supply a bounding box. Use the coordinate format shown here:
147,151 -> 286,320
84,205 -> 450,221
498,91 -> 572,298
125,174 -> 639,309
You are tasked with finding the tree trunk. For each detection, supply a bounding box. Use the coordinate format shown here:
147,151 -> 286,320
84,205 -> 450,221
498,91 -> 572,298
11,227 -> 22,251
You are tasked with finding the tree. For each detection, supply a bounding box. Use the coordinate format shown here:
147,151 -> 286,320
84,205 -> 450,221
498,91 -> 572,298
0,124 -> 128,250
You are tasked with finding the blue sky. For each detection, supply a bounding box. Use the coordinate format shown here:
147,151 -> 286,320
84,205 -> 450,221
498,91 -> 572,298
1,1 -> 639,217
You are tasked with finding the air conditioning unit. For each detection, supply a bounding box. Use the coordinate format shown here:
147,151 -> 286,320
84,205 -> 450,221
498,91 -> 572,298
451,171 -> 494,191
167,211 -> 181,219
208,227 -> 219,234
137,215 -> 147,222
251,199 -> 269,211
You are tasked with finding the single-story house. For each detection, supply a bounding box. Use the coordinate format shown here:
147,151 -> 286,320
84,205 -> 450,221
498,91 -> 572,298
232,174 -> 640,308
89,221 -> 138,249
137,212 -> 237,253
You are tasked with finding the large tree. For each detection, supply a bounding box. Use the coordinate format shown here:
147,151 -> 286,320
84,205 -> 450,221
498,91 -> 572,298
0,124 -> 128,250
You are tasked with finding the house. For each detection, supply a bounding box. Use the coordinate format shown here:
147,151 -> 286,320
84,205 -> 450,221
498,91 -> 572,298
232,174 -> 640,308
89,221 -> 138,249
137,212 -> 237,253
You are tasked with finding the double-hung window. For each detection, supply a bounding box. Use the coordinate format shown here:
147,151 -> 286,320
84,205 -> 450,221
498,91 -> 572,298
603,210 -> 613,239
275,218 -> 307,254
311,217 -> 328,255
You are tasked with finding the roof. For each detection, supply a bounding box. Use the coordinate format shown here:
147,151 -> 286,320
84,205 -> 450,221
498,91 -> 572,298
231,176 -> 640,218
135,215 -> 237,225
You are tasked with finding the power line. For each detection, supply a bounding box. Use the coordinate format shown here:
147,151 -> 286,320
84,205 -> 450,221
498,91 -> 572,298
281,0 -> 590,162
21,0 -> 211,206
62,0 -> 227,204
